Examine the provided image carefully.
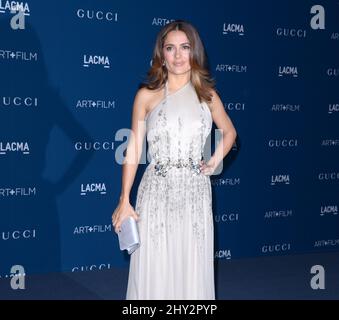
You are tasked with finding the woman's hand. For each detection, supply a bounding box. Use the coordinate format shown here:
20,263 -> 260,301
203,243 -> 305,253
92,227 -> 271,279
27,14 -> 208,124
112,199 -> 139,233
200,158 -> 217,176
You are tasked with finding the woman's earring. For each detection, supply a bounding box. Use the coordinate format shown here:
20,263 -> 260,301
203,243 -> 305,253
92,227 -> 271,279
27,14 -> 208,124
162,61 -> 166,66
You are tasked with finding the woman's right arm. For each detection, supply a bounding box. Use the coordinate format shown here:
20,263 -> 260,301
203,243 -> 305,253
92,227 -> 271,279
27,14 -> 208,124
112,88 -> 149,233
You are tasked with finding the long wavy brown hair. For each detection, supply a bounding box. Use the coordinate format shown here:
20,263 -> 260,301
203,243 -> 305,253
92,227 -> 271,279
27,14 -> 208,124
141,20 -> 215,103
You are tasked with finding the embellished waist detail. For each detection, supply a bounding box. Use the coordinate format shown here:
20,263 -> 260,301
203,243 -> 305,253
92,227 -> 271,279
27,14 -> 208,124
152,157 -> 202,177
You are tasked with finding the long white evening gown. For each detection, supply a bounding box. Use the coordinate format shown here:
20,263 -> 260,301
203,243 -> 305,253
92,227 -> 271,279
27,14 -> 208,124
126,80 -> 215,300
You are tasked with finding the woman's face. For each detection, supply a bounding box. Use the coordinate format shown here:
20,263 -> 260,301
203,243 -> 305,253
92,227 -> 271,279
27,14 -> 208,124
163,30 -> 191,76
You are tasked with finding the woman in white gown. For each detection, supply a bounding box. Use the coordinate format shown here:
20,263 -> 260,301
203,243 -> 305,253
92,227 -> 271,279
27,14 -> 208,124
112,20 -> 237,300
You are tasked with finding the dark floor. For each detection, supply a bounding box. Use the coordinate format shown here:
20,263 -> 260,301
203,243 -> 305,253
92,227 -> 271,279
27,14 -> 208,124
0,252 -> 338,300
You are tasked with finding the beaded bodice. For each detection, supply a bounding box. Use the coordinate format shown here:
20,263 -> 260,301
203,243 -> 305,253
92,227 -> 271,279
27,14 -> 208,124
145,80 -> 212,176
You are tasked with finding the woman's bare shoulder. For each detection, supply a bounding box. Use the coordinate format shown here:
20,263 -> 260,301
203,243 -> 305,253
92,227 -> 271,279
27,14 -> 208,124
135,86 -> 164,113
137,86 -> 163,98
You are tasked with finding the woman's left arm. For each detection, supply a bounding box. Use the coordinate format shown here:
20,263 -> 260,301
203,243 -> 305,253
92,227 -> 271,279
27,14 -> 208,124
200,89 -> 237,176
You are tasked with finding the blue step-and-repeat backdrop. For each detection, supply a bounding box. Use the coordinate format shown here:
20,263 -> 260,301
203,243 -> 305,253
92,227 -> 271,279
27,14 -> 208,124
1,0 -> 338,276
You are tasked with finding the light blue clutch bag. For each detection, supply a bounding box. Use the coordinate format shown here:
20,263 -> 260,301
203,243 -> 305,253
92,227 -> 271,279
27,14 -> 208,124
118,216 -> 140,254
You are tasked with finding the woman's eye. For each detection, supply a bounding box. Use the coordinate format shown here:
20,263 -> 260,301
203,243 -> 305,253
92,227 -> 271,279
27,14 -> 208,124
183,45 -> 190,50
166,46 -> 172,51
